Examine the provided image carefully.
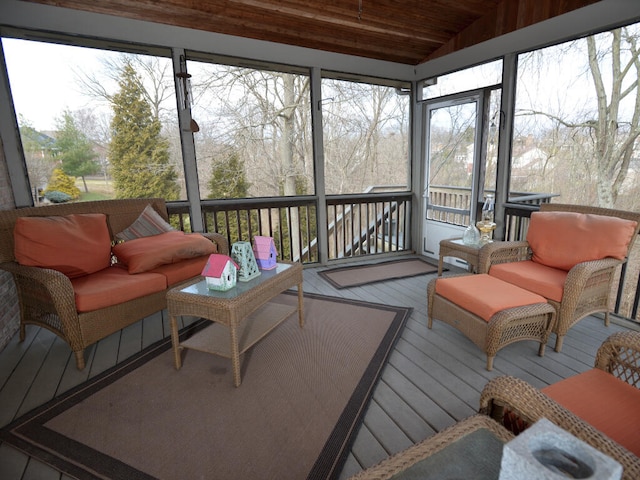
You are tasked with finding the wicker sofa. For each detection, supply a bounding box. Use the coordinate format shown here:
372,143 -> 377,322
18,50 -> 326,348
478,203 -> 640,352
479,331 -> 640,480
0,198 -> 228,370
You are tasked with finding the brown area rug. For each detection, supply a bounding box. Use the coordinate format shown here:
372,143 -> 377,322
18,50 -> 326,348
0,292 -> 409,480
319,257 -> 439,289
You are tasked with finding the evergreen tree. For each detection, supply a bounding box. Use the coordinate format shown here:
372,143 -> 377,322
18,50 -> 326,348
45,168 -> 81,199
207,152 -> 253,243
55,110 -> 99,193
207,152 -> 250,199
108,62 -> 179,200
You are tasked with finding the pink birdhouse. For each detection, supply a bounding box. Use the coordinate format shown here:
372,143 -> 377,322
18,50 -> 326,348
252,236 -> 277,270
201,254 -> 239,290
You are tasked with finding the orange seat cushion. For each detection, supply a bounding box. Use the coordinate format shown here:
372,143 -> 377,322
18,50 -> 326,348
489,260 -> 567,302
435,274 -> 547,322
527,211 -> 638,271
14,214 -> 111,279
71,265 -> 166,312
149,255 -> 209,286
543,368 -> 640,456
112,231 -> 217,274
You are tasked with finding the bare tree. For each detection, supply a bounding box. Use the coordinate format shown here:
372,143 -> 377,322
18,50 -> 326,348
516,25 -> 640,209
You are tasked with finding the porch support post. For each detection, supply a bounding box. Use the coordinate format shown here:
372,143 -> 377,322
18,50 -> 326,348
0,41 -> 31,207
310,67 -> 328,264
494,53 -> 517,240
410,80 -> 423,255
172,48 -> 204,232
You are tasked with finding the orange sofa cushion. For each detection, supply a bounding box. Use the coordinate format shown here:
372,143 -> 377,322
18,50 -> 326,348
14,214 -> 111,279
489,260 -> 567,302
527,211 -> 638,271
71,264 -> 166,312
149,255 -> 210,286
543,368 -> 640,457
112,231 -> 217,274
435,274 -> 547,321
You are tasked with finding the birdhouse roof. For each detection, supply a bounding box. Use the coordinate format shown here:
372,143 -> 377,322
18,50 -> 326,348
201,254 -> 238,277
253,236 -> 276,257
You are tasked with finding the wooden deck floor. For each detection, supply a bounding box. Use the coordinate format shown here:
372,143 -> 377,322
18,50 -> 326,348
0,256 -> 632,479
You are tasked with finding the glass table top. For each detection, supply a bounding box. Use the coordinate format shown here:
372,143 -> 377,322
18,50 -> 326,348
180,262 -> 292,299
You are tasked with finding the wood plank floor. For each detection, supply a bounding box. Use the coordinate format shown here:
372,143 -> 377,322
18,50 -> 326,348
0,256 -> 633,479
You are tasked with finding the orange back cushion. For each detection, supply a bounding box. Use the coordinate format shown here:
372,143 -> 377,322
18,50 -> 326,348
14,213 -> 111,278
527,211 -> 638,271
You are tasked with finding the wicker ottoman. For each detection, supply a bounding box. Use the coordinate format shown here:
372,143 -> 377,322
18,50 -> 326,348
427,274 -> 556,370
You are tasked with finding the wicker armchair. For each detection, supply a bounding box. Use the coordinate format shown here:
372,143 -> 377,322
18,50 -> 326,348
479,331 -> 640,480
478,204 -> 640,351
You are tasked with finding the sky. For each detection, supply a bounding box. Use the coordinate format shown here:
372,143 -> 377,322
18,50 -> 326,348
3,39 -> 112,131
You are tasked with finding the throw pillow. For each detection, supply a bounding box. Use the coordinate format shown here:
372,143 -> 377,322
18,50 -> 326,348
112,230 -> 218,274
115,204 -> 174,241
14,213 -> 112,278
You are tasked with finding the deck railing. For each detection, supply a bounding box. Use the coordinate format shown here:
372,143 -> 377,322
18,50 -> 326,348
167,187 -> 638,323
326,192 -> 412,260
168,197 -> 319,264
167,191 -> 413,265
427,186 -> 557,227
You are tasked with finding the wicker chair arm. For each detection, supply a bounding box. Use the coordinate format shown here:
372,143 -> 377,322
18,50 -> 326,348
564,257 -> 622,291
0,261 -> 81,339
556,257 -> 621,322
200,232 -> 229,256
479,375 -> 640,480
595,331 -> 640,388
477,241 -> 531,274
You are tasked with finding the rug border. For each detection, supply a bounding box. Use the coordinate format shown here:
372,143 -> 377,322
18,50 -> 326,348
0,292 -> 411,480
318,257 -> 439,289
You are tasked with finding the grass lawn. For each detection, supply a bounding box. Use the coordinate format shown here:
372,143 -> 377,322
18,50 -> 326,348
77,177 -> 115,201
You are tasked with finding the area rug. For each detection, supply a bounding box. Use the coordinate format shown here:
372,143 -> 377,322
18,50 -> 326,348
318,257 -> 439,289
0,292 -> 410,480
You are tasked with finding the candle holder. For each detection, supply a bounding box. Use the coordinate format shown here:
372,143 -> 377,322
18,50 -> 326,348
476,220 -> 496,244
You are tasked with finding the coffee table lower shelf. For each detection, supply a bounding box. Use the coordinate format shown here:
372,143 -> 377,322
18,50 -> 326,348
178,301 -> 297,358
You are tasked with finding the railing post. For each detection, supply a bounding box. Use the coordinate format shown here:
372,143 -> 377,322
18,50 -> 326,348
310,67 -> 329,264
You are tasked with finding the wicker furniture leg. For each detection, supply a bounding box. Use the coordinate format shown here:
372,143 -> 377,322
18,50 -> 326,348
170,314 -> 182,369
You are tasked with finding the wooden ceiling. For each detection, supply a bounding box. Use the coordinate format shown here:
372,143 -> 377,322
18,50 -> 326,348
24,0 -> 600,65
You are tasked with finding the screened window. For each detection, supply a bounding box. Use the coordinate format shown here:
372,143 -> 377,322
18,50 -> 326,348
2,37 -> 184,203
422,60 -> 502,100
186,58 -> 313,200
321,78 -> 410,195
514,22 -> 640,211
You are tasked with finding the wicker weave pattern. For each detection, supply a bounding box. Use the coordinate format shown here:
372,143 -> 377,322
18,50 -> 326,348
478,203 -> 640,352
427,275 -> 555,370
0,198 -> 229,370
595,331 -> 640,387
347,414 -> 513,480
479,331 -> 640,480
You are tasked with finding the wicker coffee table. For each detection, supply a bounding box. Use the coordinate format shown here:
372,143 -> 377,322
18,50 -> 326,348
168,261 -> 303,387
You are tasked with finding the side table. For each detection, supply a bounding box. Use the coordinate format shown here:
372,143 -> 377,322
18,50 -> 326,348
438,237 -> 481,275
348,414 -> 514,480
